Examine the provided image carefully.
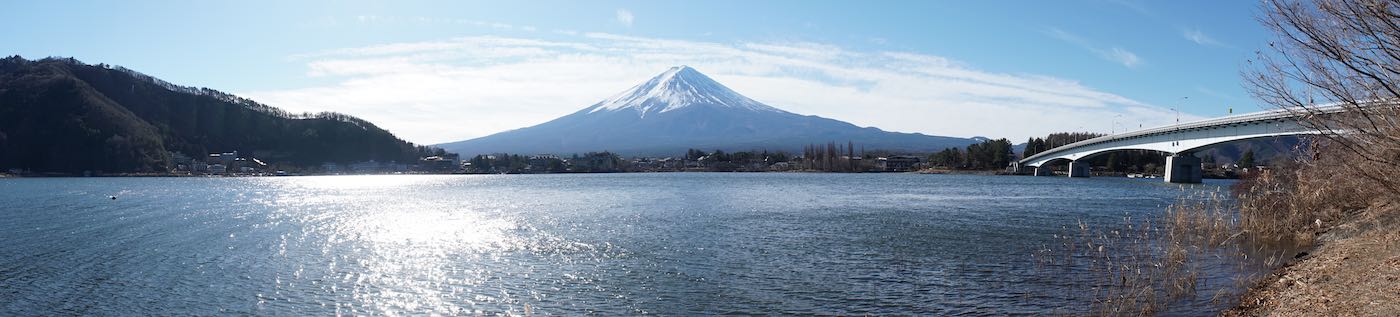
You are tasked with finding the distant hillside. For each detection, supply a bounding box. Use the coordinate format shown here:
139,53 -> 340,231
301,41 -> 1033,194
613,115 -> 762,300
438,66 -> 978,156
0,56 -> 437,173
1195,136 -> 1304,165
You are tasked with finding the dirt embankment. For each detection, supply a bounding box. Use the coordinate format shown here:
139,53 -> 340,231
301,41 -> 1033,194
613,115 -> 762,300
1225,204 -> 1400,316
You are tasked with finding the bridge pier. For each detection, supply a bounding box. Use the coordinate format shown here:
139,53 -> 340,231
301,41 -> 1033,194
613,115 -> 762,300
1033,165 -> 1054,176
1165,155 -> 1202,183
1068,161 -> 1090,178
1009,162 -> 1031,175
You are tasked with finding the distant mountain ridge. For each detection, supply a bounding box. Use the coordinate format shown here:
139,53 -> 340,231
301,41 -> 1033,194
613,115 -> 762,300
438,66 -> 978,156
0,56 -> 435,173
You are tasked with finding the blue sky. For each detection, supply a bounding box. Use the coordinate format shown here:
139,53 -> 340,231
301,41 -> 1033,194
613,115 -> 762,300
1,0 -> 1272,144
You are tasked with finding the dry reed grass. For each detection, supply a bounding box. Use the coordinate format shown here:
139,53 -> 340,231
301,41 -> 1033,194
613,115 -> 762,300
1232,139 -> 1389,247
1228,0 -> 1399,313
1036,135 -> 1400,315
1221,136 -> 1400,315
1033,189 -> 1289,316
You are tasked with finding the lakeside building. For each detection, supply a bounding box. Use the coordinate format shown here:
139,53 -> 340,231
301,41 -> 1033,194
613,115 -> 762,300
685,157 -> 705,169
631,157 -> 684,172
527,154 -> 560,171
877,155 -> 922,172
419,155 -> 462,172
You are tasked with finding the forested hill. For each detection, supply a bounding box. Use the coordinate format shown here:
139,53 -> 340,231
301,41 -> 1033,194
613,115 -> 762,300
0,56 -> 440,173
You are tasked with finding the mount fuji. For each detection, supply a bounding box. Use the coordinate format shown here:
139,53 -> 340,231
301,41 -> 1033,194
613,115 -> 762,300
437,66 -> 979,156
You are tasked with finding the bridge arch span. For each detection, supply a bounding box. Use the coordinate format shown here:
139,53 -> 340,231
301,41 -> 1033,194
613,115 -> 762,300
1022,129 -> 1317,168
1052,147 -> 1172,163
1015,105 -> 1339,183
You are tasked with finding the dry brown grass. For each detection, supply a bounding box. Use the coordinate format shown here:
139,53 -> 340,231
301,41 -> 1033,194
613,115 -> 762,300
1042,141 -> 1400,315
1224,207 -> 1400,316
1231,144 -> 1378,247
1033,189 -> 1257,316
1223,136 -> 1400,316
1229,0 -> 1399,314
1240,0 -> 1400,248
1032,134 -> 1400,316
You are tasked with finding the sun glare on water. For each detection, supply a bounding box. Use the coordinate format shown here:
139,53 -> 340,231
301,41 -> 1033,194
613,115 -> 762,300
256,175 -> 541,314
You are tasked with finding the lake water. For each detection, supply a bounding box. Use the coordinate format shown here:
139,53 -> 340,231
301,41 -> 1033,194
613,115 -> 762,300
0,173 -> 1241,315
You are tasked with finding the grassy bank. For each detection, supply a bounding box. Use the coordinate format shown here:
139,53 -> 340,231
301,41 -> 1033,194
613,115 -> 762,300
1228,0 -> 1400,312
1224,202 -> 1399,315
1220,139 -> 1400,315
1032,132 -> 1400,315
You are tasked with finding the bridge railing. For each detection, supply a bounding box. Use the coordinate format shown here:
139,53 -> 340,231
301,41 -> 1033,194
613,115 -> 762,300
1018,103 -> 1348,165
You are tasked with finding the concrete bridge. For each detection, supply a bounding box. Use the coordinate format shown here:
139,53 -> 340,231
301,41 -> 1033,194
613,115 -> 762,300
1015,105 -> 1339,183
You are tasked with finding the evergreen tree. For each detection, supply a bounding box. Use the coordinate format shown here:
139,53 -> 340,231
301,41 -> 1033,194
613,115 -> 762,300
1238,150 -> 1256,168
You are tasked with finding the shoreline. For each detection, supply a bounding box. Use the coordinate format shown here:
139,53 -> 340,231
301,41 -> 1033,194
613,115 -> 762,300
0,169 -> 1005,178
1224,203 -> 1400,315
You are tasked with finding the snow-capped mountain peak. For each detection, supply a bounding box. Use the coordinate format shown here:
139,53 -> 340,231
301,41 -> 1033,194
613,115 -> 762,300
438,65 -> 980,156
589,66 -> 783,117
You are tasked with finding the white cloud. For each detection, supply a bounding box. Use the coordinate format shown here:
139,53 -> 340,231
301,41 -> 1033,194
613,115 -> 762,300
1182,28 -> 1224,47
1105,47 -> 1141,67
615,9 -> 634,27
242,33 -> 1194,145
1046,28 -> 1143,68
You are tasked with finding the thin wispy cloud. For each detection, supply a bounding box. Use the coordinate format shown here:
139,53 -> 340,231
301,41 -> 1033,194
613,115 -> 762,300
351,15 -> 538,32
244,33 -> 1190,145
616,9 -> 634,27
1105,47 -> 1141,67
1181,27 -> 1224,47
1046,28 -> 1142,68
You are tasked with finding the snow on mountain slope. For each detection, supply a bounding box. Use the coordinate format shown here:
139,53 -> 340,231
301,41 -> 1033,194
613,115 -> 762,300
586,66 -> 784,117
438,66 -> 978,156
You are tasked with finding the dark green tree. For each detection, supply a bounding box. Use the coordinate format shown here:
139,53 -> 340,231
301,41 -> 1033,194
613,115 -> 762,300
1238,150 -> 1256,168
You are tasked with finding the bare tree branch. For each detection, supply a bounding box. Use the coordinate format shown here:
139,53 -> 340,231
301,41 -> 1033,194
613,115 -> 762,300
1247,0 -> 1400,194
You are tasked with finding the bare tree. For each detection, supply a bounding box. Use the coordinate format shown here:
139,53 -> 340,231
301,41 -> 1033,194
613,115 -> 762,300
1246,0 -> 1400,194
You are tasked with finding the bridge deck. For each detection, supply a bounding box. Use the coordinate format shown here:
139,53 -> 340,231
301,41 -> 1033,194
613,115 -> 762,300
1018,104 -> 1345,166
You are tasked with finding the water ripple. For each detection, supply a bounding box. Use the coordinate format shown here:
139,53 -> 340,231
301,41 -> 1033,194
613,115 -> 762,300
0,174 -> 1237,315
